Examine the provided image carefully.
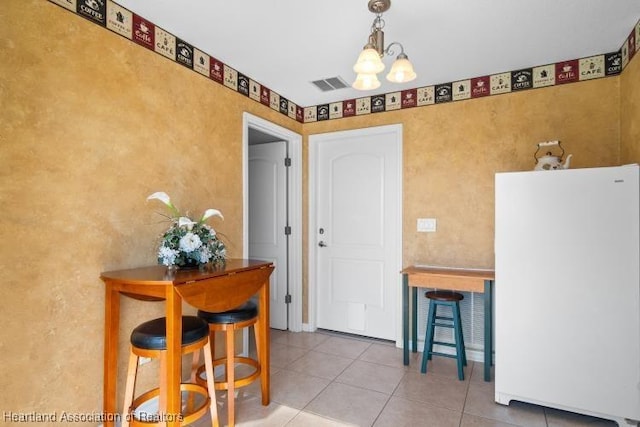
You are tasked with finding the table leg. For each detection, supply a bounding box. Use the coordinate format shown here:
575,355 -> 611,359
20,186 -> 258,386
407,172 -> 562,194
484,279 -> 493,382
402,273 -> 409,365
165,288 -> 182,427
103,286 -> 120,427
259,279 -> 271,405
411,286 -> 417,353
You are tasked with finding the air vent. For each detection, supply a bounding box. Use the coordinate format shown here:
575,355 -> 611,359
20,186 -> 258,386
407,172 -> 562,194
311,76 -> 349,92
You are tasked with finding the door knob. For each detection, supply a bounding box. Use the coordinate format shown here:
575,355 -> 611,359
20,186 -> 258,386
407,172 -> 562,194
318,241 -> 327,247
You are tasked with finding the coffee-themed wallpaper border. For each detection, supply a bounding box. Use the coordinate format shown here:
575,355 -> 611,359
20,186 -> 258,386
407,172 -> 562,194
49,0 -> 640,123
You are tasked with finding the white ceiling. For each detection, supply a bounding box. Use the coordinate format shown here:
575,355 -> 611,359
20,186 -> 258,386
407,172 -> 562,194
116,0 -> 640,107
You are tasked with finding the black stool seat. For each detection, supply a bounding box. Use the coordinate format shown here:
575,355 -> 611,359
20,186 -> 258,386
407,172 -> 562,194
130,316 -> 209,350
425,290 -> 464,302
198,300 -> 258,324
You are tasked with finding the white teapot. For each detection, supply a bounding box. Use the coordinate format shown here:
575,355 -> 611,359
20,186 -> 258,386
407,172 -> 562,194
534,140 -> 572,171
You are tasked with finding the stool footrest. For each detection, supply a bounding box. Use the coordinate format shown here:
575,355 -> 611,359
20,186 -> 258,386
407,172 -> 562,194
433,322 -> 454,328
429,351 -> 458,359
128,383 -> 210,427
195,356 -> 261,390
432,341 -> 456,348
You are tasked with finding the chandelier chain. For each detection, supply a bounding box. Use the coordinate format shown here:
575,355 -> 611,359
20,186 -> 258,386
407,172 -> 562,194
372,14 -> 385,32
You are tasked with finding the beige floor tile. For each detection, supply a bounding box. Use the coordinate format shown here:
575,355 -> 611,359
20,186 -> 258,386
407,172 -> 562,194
286,411 -> 356,426
469,362 -> 495,383
544,407 -> 618,426
358,343 -> 419,369
305,382 -> 390,427
464,382 -> 546,427
314,336 -> 372,359
335,360 -> 405,394
270,342 -> 309,368
373,395 -> 462,427
233,394 -> 300,427
288,350 -> 354,380
270,328 -> 289,342
273,331 -> 330,349
269,370 -> 331,410
393,370 -> 469,412
460,413 -> 522,426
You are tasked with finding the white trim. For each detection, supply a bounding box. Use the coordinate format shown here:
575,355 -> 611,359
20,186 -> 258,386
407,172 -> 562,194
308,140 -> 319,332
308,124 -> 403,341
242,113 -> 303,332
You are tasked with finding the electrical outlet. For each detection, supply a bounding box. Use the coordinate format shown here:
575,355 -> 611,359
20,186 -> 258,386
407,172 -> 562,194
139,357 -> 152,366
417,218 -> 437,232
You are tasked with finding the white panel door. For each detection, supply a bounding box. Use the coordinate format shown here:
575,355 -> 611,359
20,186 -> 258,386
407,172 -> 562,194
249,141 -> 288,330
314,125 -> 401,340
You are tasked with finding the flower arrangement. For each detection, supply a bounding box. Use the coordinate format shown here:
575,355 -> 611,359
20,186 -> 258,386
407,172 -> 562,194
147,192 -> 226,268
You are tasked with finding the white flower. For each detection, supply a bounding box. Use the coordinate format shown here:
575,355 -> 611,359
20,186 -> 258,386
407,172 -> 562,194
179,232 -> 202,253
147,192 -> 171,206
202,224 -> 216,235
178,217 -> 196,230
158,245 -> 179,266
200,208 -> 224,222
198,246 -> 212,263
147,191 -> 180,216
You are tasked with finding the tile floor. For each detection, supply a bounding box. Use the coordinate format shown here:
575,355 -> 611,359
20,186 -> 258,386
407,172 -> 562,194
193,329 -> 620,427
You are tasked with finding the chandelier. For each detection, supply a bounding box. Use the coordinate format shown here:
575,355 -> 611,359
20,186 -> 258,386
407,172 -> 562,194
352,0 -> 417,90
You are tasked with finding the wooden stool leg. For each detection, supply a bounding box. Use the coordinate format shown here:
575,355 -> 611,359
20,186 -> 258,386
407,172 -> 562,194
253,321 -> 261,370
226,326 -> 236,427
203,340 -> 219,427
454,302 -> 467,366
253,319 -> 264,403
452,303 -> 465,380
190,347 -> 202,383
122,350 -> 138,427
159,352 -> 167,415
421,301 -> 436,373
209,329 -> 216,363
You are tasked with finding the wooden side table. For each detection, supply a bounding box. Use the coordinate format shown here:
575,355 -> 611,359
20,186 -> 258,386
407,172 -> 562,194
401,265 -> 495,381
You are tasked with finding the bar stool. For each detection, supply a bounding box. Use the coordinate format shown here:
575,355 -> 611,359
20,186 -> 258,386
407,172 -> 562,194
122,316 -> 218,427
421,291 -> 467,380
194,300 -> 261,427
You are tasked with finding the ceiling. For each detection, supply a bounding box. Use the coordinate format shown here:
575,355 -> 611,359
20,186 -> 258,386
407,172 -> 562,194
116,0 -> 640,107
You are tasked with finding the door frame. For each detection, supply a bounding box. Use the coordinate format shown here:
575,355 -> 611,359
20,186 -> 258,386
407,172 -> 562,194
308,124 -> 403,342
242,112 -> 303,332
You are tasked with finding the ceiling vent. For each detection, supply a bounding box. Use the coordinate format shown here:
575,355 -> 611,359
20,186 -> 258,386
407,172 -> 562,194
311,76 -> 349,92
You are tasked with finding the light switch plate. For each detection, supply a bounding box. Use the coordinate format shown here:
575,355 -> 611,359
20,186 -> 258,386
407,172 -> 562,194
417,218 -> 437,232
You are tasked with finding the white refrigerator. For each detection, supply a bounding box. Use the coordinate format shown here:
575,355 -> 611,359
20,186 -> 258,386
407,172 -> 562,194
494,165 -> 640,425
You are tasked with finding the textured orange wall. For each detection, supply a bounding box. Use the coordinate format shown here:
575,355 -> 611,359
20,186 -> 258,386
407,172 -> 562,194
621,53 -> 640,163
0,0 -> 630,420
0,0 -> 300,419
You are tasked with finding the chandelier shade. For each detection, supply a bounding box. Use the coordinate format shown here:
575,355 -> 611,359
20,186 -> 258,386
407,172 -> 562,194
353,46 -> 385,74
386,53 -> 417,83
352,72 -> 381,90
